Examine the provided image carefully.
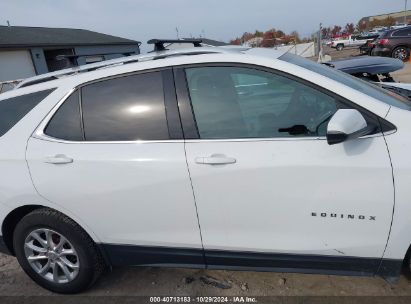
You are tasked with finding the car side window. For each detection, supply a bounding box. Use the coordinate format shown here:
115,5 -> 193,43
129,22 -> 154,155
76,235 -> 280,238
393,28 -> 411,37
0,89 -> 54,137
81,71 -> 169,141
45,90 -> 84,141
185,67 -> 340,139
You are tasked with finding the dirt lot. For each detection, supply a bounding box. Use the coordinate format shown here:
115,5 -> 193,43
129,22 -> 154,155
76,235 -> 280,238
2,47 -> 411,300
392,61 -> 411,83
322,45 -> 362,60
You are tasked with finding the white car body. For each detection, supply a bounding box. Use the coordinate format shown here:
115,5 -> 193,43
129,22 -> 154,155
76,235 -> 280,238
0,46 -> 410,284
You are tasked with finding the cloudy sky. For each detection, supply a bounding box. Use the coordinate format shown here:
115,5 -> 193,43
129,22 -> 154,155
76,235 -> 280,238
0,0 -> 406,52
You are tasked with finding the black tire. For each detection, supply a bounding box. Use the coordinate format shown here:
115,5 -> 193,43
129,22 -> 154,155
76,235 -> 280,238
13,208 -> 105,293
392,46 -> 410,61
336,44 -> 344,51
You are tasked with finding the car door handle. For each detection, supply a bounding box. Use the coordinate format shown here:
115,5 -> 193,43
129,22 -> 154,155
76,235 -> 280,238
195,155 -> 237,165
44,154 -> 73,164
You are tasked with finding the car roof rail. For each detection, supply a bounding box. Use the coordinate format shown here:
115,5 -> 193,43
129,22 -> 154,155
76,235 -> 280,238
147,39 -> 203,51
55,52 -> 135,66
16,56 -> 140,89
15,47 -> 227,89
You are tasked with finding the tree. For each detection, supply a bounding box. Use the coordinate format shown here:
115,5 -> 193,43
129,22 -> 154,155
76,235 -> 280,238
240,32 -> 255,43
331,25 -> 342,36
276,30 -> 285,38
321,27 -> 332,39
261,30 -> 276,47
229,28 -> 303,48
368,16 -> 395,29
290,31 -> 301,43
230,38 -> 241,45
345,23 -> 355,34
254,30 -> 264,37
356,20 -> 367,32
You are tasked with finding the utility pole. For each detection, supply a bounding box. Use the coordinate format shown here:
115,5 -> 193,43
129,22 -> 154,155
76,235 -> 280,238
175,27 -> 180,39
405,0 -> 408,25
6,20 -> 10,27
317,23 -> 322,58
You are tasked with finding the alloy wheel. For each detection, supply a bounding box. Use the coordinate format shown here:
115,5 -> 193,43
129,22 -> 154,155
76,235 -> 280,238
394,47 -> 408,61
24,228 -> 80,284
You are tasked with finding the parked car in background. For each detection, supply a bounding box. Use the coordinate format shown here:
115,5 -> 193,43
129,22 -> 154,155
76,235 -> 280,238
330,35 -> 373,51
330,33 -> 350,40
391,24 -> 408,30
359,39 -> 377,55
369,27 -> 389,35
358,34 -> 381,55
372,26 -> 411,61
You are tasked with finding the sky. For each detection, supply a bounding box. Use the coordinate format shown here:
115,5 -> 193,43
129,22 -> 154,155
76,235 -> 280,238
0,0 -> 406,52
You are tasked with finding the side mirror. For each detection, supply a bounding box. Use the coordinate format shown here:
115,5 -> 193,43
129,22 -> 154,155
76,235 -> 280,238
326,109 -> 373,145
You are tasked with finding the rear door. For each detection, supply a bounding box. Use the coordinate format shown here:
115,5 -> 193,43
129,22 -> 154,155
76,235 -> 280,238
26,69 -> 203,265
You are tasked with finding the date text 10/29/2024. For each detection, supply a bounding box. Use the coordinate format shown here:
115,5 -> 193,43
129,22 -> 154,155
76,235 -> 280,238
150,297 -> 258,303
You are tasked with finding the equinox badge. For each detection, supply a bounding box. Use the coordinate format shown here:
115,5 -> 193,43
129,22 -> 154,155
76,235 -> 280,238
312,212 -> 376,221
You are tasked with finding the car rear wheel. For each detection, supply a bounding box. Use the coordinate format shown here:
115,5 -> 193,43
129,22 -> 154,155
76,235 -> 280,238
13,208 -> 105,293
392,46 -> 410,61
336,44 -> 344,51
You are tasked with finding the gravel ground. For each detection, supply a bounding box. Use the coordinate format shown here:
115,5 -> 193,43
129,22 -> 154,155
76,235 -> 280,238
322,45 -> 362,60
1,252 -> 411,296
391,61 -> 411,83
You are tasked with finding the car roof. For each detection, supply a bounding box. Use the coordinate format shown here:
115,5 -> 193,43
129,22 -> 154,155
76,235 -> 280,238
0,47 -> 392,119
14,46 -> 234,89
13,46 -> 287,90
384,25 -> 411,36
0,46 -> 289,100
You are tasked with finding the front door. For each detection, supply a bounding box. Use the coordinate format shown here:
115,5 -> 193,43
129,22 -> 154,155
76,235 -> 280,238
181,65 -> 393,271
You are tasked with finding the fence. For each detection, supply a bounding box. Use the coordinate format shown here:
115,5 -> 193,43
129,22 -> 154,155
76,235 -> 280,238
274,42 -> 316,58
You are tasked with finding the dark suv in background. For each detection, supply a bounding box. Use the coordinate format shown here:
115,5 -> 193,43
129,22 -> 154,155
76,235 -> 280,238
372,26 -> 411,61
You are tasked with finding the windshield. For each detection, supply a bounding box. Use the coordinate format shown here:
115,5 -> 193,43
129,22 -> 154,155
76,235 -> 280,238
279,53 -> 411,111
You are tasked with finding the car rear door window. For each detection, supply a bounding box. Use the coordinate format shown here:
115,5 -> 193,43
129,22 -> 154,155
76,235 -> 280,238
185,67 -> 339,139
81,71 -> 169,141
393,28 -> 411,37
44,90 -> 84,141
0,89 -> 54,137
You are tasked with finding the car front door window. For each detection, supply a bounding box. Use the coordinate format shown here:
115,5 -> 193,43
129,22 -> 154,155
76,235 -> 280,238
185,67 -> 339,139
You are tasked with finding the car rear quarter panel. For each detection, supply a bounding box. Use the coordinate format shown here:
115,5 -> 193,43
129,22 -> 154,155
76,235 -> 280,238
0,86 -> 102,243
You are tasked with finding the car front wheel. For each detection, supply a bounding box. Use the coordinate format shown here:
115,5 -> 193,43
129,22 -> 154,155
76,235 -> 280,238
13,208 -> 105,293
392,46 -> 410,61
336,44 -> 344,51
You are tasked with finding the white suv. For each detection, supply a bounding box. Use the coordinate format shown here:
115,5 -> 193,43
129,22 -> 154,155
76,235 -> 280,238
0,45 -> 411,293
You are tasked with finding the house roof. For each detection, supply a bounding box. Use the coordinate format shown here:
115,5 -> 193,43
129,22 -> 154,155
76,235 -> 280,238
0,26 -> 140,48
